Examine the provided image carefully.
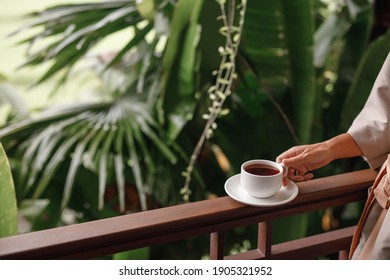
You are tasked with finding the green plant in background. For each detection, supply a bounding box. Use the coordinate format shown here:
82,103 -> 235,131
0,74 -> 26,237
0,73 -> 29,126
182,0 -> 247,202
0,99 -> 177,213
0,142 -> 18,237
0,0 -> 389,259
2,0 -> 188,216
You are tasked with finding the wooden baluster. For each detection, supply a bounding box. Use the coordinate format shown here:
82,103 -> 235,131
338,249 -> 349,260
210,231 -> 225,260
258,221 -> 272,258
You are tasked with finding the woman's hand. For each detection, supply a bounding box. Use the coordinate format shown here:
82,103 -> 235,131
277,143 -> 332,182
277,133 -> 362,183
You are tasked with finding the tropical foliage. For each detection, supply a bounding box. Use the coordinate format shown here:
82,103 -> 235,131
0,0 -> 389,258
0,142 -> 18,237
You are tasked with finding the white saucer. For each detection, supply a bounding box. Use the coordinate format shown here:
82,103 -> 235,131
224,174 -> 298,207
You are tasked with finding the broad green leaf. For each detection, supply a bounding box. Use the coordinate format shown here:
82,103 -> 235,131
240,1 -> 289,89
240,0 -> 315,143
341,29 -> 390,130
0,142 -> 18,237
165,22 -> 201,140
159,0 -> 204,140
281,0 -> 315,143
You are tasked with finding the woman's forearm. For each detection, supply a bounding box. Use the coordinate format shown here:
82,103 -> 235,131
324,133 -> 363,161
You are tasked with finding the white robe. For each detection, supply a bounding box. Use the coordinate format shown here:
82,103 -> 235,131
347,52 -> 390,259
348,52 -> 390,169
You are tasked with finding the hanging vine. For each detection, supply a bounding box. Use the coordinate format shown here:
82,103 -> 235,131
181,0 -> 247,202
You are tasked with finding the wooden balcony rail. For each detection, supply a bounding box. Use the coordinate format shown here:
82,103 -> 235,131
0,169 -> 377,260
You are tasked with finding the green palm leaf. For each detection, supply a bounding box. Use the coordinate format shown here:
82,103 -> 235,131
61,128 -> 96,211
0,98 -> 177,213
32,124 -> 88,199
12,1 -> 151,86
124,126 -> 146,208
114,124 -> 126,212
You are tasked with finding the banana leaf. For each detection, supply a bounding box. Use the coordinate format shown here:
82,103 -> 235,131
159,0 -> 204,141
341,29 -> 390,130
324,0 -> 374,135
239,0 -> 315,143
0,142 -> 18,237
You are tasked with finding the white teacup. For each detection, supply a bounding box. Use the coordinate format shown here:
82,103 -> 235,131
241,159 -> 288,198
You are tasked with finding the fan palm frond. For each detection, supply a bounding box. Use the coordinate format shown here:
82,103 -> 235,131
12,0 -> 171,86
0,97 -> 177,213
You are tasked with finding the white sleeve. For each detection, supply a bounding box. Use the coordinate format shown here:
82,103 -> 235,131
347,52 -> 390,169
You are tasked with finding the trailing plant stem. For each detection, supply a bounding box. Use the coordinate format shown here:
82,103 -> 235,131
181,0 -> 247,201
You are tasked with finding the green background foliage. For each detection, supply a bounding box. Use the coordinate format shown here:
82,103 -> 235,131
0,0 -> 389,259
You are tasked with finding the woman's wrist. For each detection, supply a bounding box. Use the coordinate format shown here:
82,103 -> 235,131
325,133 -> 362,161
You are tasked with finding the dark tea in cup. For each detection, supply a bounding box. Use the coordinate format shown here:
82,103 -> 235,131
241,159 -> 288,198
244,164 -> 280,176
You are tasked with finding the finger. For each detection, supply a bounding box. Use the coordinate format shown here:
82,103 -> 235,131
282,157 -> 309,172
288,168 -> 306,178
289,174 -> 305,182
303,173 -> 314,181
287,170 -> 305,181
276,148 -> 300,163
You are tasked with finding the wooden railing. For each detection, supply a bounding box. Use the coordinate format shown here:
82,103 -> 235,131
0,169 -> 377,260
